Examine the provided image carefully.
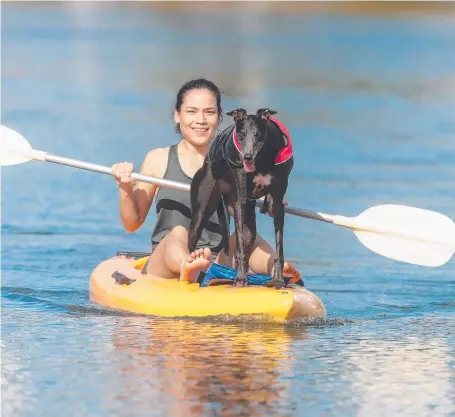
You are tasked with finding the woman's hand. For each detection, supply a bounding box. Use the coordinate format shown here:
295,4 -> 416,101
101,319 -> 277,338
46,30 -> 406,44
112,162 -> 134,187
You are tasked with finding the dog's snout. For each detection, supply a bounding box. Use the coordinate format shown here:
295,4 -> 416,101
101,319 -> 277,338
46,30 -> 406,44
243,154 -> 253,161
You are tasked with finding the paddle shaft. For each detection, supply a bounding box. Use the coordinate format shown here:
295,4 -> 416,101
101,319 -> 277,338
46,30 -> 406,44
32,152 -> 450,242
4,124 -> 454,267
42,152 -> 337,224
45,153 -> 191,192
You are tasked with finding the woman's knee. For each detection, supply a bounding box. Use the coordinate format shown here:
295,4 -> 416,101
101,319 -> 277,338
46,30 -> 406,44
147,226 -> 189,276
164,226 -> 189,257
149,226 -> 188,262
168,225 -> 189,239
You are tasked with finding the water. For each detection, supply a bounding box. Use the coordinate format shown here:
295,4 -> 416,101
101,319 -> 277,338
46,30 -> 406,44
2,3 -> 455,416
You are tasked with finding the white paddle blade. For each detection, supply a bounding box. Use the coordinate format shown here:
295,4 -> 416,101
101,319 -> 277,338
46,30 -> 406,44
354,204 -> 455,267
0,125 -> 34,166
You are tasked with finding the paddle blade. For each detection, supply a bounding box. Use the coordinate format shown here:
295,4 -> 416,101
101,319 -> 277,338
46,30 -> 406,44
0,125 -> 34,166
353,204 -> 455,267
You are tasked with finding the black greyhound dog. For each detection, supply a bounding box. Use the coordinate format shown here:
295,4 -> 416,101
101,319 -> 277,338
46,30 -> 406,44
188,108 -> 294,289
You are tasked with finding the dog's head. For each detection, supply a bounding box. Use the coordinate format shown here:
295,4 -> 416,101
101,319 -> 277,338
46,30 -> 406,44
226,108 -> 278,172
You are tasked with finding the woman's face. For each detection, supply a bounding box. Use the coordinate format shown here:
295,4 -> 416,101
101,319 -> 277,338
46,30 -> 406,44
174,88 -> 220,147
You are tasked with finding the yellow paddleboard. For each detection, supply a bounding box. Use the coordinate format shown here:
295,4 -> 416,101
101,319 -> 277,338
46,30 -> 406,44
89,255 -> 327,322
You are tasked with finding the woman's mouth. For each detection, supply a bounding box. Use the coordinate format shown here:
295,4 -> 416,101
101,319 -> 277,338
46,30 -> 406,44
192,127 -> 209,135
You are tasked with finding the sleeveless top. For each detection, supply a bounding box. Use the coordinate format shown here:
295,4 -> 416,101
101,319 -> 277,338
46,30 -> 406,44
150,144 -> 227,254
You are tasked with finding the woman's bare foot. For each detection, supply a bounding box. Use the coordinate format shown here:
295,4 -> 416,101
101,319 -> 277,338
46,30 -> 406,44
283,261 -> 302,284
270,261 -> 302,285
180,248 -> 212,283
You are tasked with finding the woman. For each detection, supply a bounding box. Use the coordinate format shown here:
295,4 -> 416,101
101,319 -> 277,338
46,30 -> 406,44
112,78 -> 301,284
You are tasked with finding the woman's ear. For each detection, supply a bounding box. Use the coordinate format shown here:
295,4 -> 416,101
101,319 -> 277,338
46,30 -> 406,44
174,109 -> 180,124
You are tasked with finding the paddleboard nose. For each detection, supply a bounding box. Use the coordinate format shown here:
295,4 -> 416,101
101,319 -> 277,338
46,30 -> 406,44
287,288 -> 327,321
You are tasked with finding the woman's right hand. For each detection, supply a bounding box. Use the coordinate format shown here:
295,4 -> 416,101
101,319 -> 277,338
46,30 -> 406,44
112,162 -> 134,187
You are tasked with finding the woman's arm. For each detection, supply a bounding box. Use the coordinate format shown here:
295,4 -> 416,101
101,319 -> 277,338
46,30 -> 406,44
113,147 -> 168,233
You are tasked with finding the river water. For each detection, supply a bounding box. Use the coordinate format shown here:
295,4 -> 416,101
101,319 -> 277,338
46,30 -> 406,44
2,3 -> 455,416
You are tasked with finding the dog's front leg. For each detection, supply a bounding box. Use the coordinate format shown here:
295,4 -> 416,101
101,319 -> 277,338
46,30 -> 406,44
242,199 -> 257,280
188,162 -> 220,252
230,172 -> 253,287
231,204 -> 248,286
268,193 -> 286,290
231,200 -> 257,287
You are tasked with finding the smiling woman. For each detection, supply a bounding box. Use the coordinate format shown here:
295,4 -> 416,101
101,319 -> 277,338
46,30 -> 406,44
110,78 -> 303,285
173,79 -> 222,146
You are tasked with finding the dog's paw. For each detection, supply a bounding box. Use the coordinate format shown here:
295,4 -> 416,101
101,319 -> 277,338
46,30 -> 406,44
233,275 -> 248,287
267,264 -> 285,289
274,279 -> 285,290
267,278 -> 285,290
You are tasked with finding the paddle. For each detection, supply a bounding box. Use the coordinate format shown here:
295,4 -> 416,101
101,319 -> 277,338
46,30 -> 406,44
2,124 -> 455,267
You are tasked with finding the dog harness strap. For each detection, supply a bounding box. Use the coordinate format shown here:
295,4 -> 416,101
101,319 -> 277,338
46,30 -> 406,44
232,130 -> 242,154
232,117 -> 293,165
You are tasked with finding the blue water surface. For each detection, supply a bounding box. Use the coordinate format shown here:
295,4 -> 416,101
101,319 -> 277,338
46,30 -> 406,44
2,3 -> 455,417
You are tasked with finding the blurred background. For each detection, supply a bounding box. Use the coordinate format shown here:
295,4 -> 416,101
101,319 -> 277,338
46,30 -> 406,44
2,2 -> 455,417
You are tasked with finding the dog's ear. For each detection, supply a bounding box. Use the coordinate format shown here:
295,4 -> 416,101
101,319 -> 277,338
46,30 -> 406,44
226,108 -> 247,122
256,108 -> 278,120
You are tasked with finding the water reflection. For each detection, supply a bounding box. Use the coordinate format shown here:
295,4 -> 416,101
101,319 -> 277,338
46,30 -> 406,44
341,335 -> 455,417
2,2 -> 455,416
109,318 -> 309,417
1,341 -> 37,417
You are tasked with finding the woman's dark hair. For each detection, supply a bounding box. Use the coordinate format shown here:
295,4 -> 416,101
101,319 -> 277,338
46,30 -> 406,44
174,78 -> 223,133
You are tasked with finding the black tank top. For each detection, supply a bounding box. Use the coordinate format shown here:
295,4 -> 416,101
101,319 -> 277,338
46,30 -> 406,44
150,144 -> 227,253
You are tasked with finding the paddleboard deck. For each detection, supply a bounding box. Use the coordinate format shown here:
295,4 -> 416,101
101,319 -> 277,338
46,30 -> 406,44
89,254 -> 327,322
